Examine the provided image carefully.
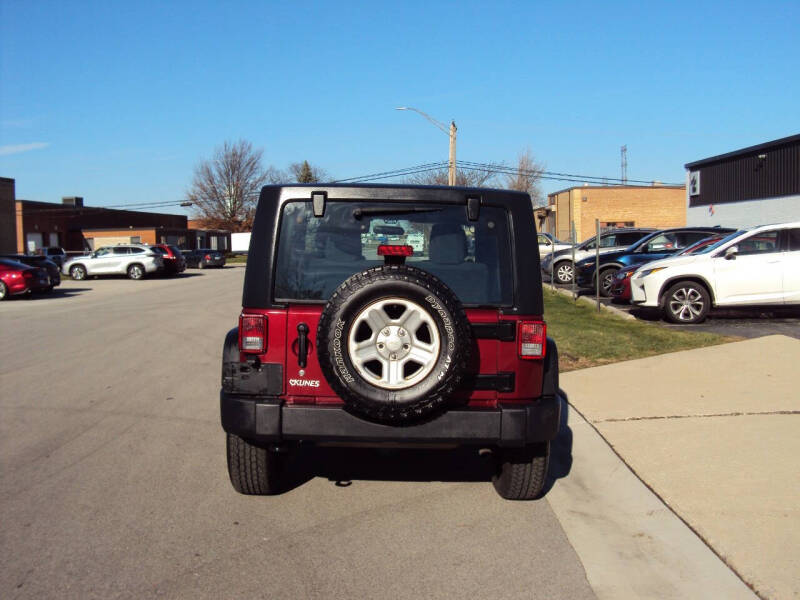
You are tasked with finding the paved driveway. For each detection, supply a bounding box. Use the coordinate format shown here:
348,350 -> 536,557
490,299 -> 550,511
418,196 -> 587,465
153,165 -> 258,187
0,269 -> 595,599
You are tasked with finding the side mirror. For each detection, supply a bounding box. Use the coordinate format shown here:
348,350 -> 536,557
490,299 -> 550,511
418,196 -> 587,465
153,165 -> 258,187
724,246 -> 738,260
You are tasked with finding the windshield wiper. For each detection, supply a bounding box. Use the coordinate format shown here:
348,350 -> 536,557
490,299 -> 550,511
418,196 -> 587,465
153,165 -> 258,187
352,207 -> 443,220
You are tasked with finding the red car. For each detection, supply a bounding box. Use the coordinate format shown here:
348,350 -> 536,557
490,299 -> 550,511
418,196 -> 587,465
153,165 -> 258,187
610,236 -> 724,303
0,258 -> 51,300
150,244 -> 186,275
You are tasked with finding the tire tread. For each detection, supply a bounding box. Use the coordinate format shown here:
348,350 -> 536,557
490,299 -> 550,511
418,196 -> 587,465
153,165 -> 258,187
317,265 -> 471,424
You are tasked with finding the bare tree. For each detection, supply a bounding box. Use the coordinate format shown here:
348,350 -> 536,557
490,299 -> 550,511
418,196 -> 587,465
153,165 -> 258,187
505,148 -> 545,208
188,140 -> 274,231
288,160 -> 330,183
405,166 -> 499,187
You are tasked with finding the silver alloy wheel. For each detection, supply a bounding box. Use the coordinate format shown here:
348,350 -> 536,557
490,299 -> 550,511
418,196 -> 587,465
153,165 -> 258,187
70,265 -> 86,280
600,270 -> 615,295
129,264 -> 144,280
0,281 -> 6,300
347,297 -> 441,390
555,262 -> 573,284
668,286 -> 705,322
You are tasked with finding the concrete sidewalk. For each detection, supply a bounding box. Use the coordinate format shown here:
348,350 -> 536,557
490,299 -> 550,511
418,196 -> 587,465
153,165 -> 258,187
560,335 -> 800,600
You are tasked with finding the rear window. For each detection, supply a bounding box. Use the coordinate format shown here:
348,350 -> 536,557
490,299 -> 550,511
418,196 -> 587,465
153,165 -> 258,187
274,201 -> 513,306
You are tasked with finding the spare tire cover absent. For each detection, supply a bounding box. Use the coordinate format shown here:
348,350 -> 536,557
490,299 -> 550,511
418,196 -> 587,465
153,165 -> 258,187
317,264 -> 471,424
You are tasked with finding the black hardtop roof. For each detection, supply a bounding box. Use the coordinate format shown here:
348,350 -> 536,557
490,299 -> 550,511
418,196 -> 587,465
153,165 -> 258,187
261,182 -> 533,207
244,183 -> 543,314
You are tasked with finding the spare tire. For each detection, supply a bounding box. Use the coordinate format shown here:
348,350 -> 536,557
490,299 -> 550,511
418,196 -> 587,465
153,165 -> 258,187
317,265 -> 471,424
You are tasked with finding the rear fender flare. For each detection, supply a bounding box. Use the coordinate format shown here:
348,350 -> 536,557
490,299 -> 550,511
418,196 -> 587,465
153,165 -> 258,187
541,337 -> 559,397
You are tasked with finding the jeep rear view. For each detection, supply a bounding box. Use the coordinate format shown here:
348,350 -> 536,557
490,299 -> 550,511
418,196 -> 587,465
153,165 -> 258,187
221,184 -> 561,500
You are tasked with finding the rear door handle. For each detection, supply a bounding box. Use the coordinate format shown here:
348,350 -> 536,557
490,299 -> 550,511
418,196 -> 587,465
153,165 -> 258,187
297,323 -> 309,368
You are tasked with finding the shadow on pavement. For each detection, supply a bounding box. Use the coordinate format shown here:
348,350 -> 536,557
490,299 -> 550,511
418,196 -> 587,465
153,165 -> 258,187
540,393 -> 573,496
18,287 -> 93,300
280,395 -> 575,498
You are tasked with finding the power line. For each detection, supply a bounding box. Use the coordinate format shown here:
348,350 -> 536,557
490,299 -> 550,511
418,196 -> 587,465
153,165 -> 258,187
15,160 -> 682,216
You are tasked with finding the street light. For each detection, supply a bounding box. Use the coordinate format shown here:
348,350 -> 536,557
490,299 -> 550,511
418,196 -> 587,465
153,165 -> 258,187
396,106 -> 457,186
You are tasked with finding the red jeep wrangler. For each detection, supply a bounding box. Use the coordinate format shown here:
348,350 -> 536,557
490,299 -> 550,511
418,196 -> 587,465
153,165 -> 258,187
221,184 -> 561,500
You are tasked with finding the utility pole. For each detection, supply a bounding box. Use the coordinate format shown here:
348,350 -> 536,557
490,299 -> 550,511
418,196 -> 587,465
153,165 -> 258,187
448,121 -> 457,186
621,145 -> 628,185
396,107 -> 458,186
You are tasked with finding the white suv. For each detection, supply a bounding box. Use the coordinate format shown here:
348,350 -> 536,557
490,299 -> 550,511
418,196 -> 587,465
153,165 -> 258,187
62,245 -> 164,280
630,222 -> 800,323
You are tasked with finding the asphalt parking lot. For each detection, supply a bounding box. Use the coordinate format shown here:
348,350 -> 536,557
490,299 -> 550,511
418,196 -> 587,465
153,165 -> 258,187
0,268 -> 598,599
543,278 -> 800,339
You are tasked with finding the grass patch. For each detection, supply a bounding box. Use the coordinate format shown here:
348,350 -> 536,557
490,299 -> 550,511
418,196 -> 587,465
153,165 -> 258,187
544,288 -> 737,371
226,255 -> 248,264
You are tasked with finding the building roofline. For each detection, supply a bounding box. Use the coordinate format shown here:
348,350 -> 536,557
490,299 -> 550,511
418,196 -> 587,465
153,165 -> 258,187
685,133 -> 800,169
547,184 -> 684,197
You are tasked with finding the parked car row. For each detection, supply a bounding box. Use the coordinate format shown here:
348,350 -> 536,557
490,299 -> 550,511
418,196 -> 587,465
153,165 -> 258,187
61,244 -> 226,282
0,244 -> 228,299
542,222 -> 800,324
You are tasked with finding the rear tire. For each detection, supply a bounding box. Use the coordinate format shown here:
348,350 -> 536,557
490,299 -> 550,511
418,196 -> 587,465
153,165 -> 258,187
0,281 -> 7,300
598,267 -> 617,297
554,261 -> 574,284
127,264 -> 145,280
226,433 -> 291,495
492,443 -> 550,500
70,265 -> 86,280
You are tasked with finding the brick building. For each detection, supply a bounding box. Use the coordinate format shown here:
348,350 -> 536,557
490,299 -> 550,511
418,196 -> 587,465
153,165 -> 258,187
0,178 -> 230,253
536,184 -> 686,242
82,226 -> 230,251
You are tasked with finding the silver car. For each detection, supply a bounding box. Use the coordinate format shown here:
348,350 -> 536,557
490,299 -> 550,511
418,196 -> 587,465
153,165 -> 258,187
62,244 -> 164,280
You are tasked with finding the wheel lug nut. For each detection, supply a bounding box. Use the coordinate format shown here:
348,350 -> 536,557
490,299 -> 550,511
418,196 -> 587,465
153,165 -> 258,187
403,344 -> 409,350
398,329 -> 405,336
391,353 -> 397,360
377,343 -> 384,349
383,328 -> 390,336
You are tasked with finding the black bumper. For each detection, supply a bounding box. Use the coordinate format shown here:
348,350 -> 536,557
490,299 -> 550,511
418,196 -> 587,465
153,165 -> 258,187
220,392 -> 562,447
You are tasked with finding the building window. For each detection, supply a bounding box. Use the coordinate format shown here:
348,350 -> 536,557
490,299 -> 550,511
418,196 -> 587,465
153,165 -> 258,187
221,237 -> 227,250
601,221 -> 635,228
210,236 -> 218,250
131,236 -> 141,244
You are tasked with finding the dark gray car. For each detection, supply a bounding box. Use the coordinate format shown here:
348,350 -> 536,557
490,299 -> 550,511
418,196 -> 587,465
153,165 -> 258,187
183,249 -> 226,269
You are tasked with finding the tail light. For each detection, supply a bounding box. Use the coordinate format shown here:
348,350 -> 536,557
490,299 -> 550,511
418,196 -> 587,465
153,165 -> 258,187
205,254 -> 211,260
23,270 -> 34,279
518,321 -> 546,359
239,314 -> 268,353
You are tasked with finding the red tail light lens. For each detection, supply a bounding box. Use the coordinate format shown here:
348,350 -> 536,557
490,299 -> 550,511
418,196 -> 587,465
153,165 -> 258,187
377,244 -> 413,256
23,270 -> 34,279
239,314 -> 268,353
205,254 -> 211,260
518,321 -> 546,359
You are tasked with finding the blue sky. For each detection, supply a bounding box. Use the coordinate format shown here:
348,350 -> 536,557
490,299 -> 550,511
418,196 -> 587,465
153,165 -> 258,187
1,0 -> 798,214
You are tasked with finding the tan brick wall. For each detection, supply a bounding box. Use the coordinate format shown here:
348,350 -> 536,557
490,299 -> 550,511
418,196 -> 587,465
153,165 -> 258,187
548,186 -> 686,242
83,229 -> 157,248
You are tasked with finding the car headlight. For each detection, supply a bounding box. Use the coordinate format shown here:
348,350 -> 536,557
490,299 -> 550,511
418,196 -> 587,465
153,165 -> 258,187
638,267 -> 667,278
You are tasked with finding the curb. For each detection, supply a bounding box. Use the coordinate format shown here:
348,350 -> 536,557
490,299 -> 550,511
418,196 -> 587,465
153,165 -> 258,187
548,286 -> 637,320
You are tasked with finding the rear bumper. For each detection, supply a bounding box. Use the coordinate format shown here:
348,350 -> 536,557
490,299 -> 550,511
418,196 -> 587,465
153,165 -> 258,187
220,393 -> 562,447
